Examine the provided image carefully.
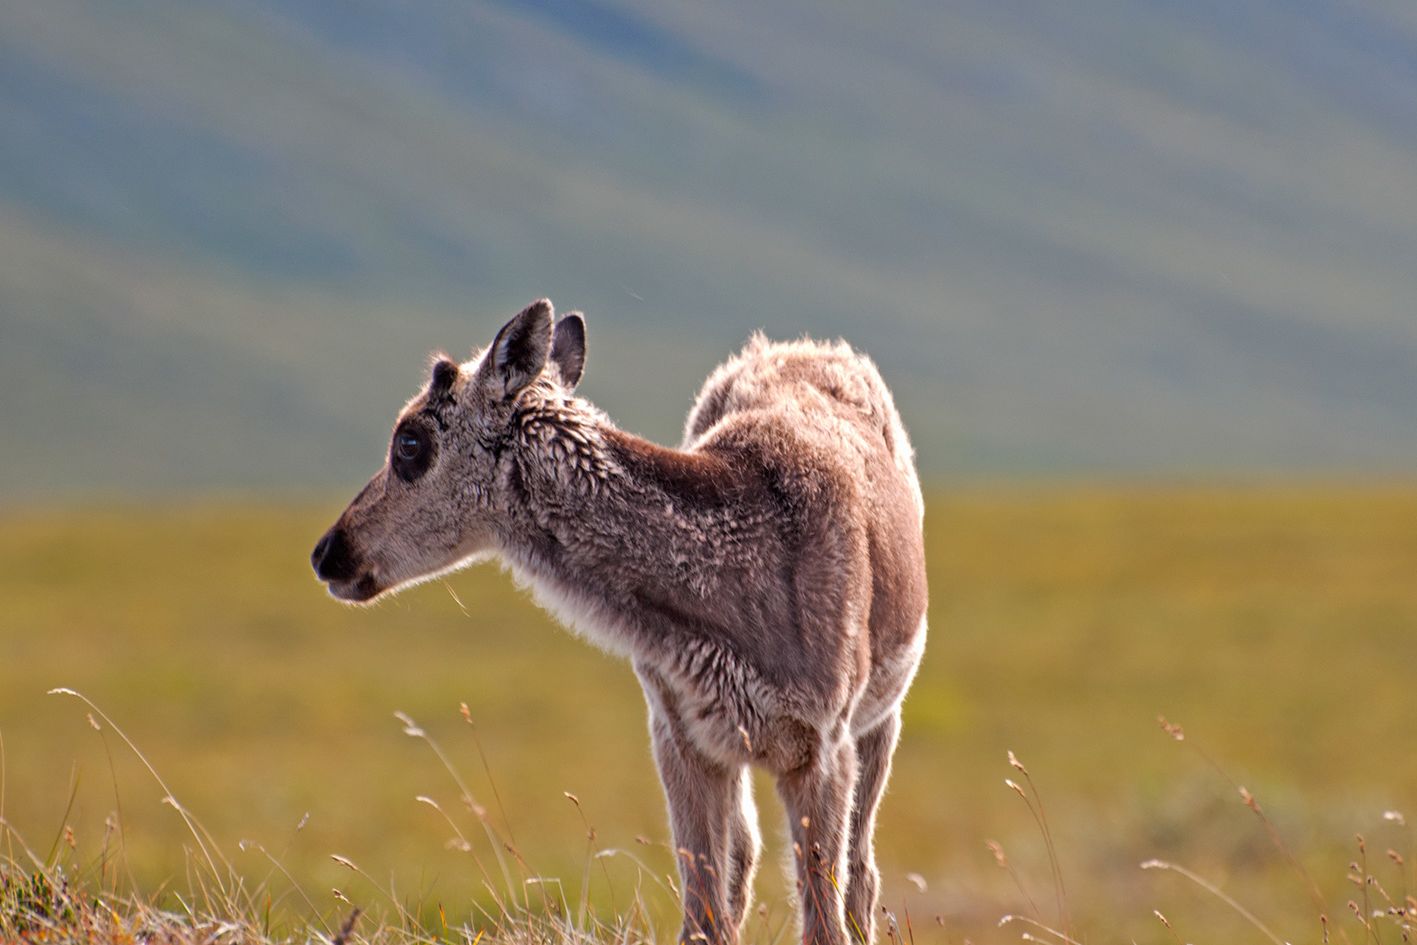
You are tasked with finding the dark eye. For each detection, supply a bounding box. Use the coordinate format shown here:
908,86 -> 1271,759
391,424 -> 434,482
396,430 -> 422,462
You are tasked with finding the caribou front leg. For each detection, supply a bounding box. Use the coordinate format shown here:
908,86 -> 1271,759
646,703 -> 742,944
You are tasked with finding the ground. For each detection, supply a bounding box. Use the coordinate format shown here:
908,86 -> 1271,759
1,487 -> 1415,943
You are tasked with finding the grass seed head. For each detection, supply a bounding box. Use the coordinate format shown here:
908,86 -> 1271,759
393,711 -> 423,738
1158,716 -> 1185,741
1238,786 -> 1260,812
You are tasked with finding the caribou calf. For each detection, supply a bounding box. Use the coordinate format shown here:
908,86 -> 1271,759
312,300 -> 928,945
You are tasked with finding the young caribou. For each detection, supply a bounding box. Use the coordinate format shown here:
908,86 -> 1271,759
312,300 -> 928,945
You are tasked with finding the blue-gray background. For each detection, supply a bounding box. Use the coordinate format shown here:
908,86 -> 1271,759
3,0 -> 1416,495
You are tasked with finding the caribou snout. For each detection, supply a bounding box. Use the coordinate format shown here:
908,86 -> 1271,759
311,526 -> 381,603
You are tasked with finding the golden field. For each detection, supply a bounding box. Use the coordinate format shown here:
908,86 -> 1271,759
2,487 -> 1415,943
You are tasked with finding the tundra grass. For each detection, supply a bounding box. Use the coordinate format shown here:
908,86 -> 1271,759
1,487 -> 1415,943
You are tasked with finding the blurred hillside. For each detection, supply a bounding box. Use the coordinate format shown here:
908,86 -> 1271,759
3,0 -> 1417,496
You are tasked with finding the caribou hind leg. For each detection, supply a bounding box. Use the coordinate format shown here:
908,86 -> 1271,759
844,710 -> 901,942
725,769 -> 761,931
778,737 -> 858,945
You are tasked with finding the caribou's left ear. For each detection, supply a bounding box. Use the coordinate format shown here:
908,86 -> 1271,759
550,312 -> 586,391
429,356 -> 460,399
490,299 -> 554,398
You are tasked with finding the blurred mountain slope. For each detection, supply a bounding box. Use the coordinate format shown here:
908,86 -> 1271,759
2,0 -> 1416,495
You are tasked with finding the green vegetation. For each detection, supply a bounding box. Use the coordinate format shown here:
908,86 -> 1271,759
2,488 -> 1415,943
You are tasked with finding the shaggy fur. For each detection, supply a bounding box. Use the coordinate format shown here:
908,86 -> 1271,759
313,300 -> 928,945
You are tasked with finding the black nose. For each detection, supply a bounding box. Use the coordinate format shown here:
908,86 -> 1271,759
312,527 -> 358,581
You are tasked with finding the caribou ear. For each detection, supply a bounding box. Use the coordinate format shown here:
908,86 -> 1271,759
429,357 -> 459,398
549,313 -> 586,391
490,299 -> 554,397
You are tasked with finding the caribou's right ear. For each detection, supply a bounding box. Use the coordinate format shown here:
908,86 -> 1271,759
549,313 -> 586,391
489,299 -> 554,398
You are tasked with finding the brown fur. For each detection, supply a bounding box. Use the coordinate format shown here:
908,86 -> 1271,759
312,300 -> 928,944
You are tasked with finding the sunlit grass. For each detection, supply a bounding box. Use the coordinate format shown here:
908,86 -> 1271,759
2,486 -> 1416,942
